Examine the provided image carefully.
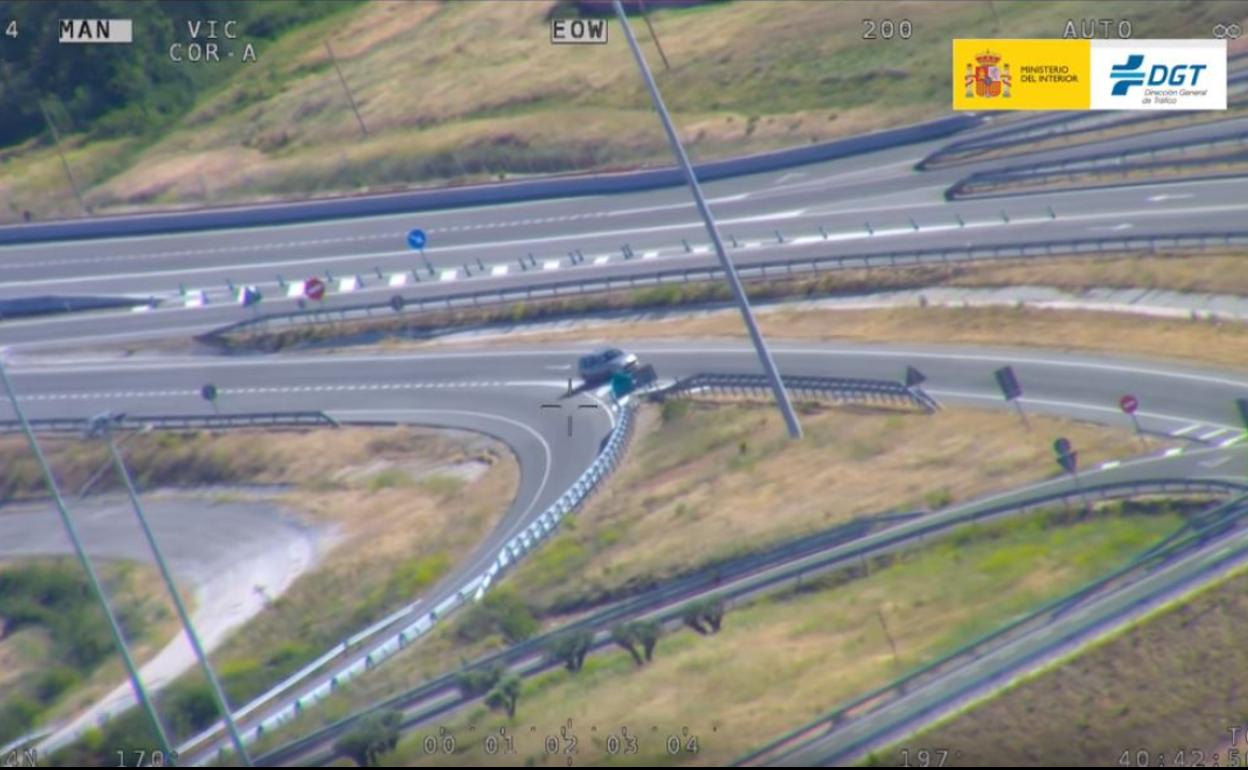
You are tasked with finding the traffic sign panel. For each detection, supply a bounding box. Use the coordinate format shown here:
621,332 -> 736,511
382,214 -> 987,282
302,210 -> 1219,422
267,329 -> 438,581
304,277 -> 326,301
994,366 -> 1022,401
407,228 -> 427,250
201,384 -> 218,402
1119,394 -> 1139,414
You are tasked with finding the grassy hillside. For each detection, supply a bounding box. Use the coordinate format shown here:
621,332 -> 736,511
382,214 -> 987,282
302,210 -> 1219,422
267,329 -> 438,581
4,0 -> 1244,222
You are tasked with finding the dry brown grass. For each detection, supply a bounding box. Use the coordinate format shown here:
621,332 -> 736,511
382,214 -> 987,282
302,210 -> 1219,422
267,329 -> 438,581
945,253 -> 1248,297
0,425 -> 487,503
508,402 -> 1162,614
198,427 -> 519,706
898,565 -> 1248,767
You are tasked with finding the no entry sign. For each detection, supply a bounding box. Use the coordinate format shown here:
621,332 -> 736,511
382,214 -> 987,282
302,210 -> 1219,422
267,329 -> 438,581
1119,394 -> 1139,414
304,277 -> 326,301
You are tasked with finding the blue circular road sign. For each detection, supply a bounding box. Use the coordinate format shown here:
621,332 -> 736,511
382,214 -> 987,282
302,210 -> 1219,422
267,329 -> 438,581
407,228 -> 427,250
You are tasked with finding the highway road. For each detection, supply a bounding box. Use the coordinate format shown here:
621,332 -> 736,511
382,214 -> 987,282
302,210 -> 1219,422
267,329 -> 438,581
2,112 -> 1246,352
3,108 -> 1248,764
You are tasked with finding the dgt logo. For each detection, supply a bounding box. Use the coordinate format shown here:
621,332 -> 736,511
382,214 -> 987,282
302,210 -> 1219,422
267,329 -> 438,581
1110,54 -> 1207,95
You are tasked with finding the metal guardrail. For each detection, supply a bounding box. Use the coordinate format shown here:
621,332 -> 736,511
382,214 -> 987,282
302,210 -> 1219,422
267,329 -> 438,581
653,372 -> 940,413
947,127 -> 1248,199
201,230 -> 1248,344
738,485 -> 1248,766
0,116 -> 981,246
254,476 -> 1247,767
184,399 -> 640,765
0,411 -> 338,434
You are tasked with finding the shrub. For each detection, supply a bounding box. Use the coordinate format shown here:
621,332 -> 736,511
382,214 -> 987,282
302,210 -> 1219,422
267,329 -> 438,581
334,710 -> 401,767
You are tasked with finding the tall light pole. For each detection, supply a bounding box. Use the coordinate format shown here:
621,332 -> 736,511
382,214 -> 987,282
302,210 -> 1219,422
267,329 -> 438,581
612,0 -> 802,438
0,357 -> 171,755
88,412 -> 253,767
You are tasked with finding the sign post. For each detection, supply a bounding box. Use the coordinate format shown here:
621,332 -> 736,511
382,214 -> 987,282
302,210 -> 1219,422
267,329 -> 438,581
1120,393 -> 1146,448
1053,436 -> 1079,516
994,365 -> 1028,430
407,228 -> 433,276
1054,436 -> 1078,477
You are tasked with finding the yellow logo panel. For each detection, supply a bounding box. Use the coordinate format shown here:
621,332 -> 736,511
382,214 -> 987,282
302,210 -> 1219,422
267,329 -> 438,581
953,39 -> 1091,110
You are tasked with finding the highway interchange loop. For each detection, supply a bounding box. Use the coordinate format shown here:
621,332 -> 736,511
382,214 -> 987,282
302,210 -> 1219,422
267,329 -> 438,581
3,110 -> 1248,764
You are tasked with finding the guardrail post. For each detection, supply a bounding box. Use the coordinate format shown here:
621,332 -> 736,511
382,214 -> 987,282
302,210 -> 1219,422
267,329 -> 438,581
411,268 -> 421,283
774,229 -> 784,244
226,278 -> 236,293
865,221 -> 874,236
682,238 -> 691,253
276,275 -> 286,291
818,226 -> 827,240
908,217 -> 919,231
1047,205 -> 1057,220
374,267 -> 383,279
955,214 -> 964,228
529,252 -> 538,267
1000,209 -> 1010,224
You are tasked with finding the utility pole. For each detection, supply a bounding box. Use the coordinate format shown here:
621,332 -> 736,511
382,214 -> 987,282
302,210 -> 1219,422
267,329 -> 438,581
90,413 -> 254,767
37,97 -> 89,215
0,357 -> 170,755
612,0 -> 802,438
325,40 -> 368,138
637,0 -> 671,71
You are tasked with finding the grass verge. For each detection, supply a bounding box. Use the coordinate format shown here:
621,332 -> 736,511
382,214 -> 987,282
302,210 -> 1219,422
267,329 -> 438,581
888,563 -> 1248,767
506,402 -> 1168,615
388,499 -> 1192,766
